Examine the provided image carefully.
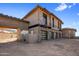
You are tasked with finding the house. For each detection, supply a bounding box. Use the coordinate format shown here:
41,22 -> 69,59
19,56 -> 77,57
22,5 -> 63,43
0,5 -> 77,43
61,28 -> 77,39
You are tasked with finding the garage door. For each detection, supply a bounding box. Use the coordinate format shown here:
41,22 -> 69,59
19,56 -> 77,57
0,28 -> 18,43
41,30 -> 48,40
51,32 -> 54,39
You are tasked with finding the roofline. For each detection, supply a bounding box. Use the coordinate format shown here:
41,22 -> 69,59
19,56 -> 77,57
22,5 -> 38,19
0,13 -> 29,23
22,5 -> 63,24
61,28 -> 77,32
40,7 -> 63,24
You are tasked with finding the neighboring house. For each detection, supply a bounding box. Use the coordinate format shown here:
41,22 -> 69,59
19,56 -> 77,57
0,14 -> 29,42
23,5 -> 63,43
61,28 -> 76,39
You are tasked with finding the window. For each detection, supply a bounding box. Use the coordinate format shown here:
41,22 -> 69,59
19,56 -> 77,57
58,21 -> 61,30
43,13 -> 47,25
58,21 -> 60,28
52,18 -> 54,27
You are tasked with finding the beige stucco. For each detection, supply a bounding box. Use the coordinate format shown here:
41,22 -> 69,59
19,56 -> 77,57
23,6 -> 63,43
61,28 -> 76,38
0,15 -> 29,43
24,10 -> 39,26
0,16 -> 29,30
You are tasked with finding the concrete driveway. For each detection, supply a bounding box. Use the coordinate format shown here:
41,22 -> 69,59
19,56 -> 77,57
0,39 -> 79,56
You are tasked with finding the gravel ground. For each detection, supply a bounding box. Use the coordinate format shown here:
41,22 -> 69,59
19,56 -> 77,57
0,39 -> 79,56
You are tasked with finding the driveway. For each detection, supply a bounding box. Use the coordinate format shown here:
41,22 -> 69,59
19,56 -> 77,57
0,39 -> 79,56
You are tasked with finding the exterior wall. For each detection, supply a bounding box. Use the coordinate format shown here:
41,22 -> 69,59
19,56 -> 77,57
28,27 -> 57,43
39,10 -> 62,31
51,16 -> 61,31
24,9 -> 51,27
28,27 -> 40,43
23,7 -> 63,43
20,30 -> 29,42
27,27 -> 62,43
23,8 -> 62,31
39,10 -> 51,26
0,16 -> 29,42
62,29 -> 76,38
24,10 -> 39,26
0,16 -> 29,30
39,27 -> 62,40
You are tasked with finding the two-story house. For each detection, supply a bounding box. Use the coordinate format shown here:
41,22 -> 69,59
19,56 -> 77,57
22,5 -> 63,43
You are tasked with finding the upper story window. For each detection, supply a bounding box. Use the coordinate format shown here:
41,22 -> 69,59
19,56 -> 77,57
43,13 -> 47,25
52,18 -> 54,27
52,18 -> 61,29
58,21 -> 61,30
52,18 -> 58,28
58,21 -> 60,28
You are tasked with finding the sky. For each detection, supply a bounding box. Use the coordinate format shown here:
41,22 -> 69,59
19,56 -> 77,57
0,3 -> 79,36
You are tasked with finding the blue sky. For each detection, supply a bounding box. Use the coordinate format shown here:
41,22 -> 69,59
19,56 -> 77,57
0,3 -> 79,36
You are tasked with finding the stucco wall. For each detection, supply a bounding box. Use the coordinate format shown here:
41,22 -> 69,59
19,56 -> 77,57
62,29 -> 76,38
39,10 -> 51,26
0,16 -> 29,30
24,10 -> 39,26
28,27 -> 40,43
0,16 -> 29,42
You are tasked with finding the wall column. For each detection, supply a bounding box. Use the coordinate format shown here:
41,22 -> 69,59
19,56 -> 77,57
17,29 -> 21,41
48,30 -> 51,40
61,32 -> 62,38
54,32 -> 56,39
57,32 -> 59,39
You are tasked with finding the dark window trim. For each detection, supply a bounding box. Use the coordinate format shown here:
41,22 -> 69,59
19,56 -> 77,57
52,18 -> 54,27
43,13 -> 47,25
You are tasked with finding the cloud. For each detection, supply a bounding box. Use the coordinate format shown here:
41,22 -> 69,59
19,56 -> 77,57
55,3 -> 68,11
55,3 -> 76,11
68,3 -> 76,8
77,13 -> 79,16
68,5 -> 72,8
